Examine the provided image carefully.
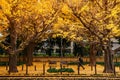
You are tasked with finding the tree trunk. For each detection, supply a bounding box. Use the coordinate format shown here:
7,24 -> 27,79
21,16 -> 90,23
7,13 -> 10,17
60,38 -> 63,57
26,42 -> 36,66
102,0 -> 114,73
62,45 -> 66,57
89,44 -> 96,70
9,22 -> 18,72
103,45 -> 114,73
9,53 -> 18,72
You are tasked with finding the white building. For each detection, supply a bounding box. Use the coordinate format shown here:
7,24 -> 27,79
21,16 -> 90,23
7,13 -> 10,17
111,38 -> 120,55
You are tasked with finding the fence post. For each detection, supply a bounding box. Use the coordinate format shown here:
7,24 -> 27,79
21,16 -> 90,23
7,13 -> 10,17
94,64 -> 97,75
22,65 -> 24,71
91,66 -> 93,71
60,64 -> 62,75
43,62 -> 45,75
78,65 -> 80,75
34,65 -> 36,71
26,64 -> 28,75
114,65 -> 116,76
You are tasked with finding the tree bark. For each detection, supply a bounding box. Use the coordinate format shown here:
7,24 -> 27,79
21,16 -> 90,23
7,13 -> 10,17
103,46 -> 114,73
89,44 -> 96,70
102,0 -> 114,73
9,22 -> 18,72
9,53 -> 18,72
60,38 -> 63,57
26,42 -> 36,66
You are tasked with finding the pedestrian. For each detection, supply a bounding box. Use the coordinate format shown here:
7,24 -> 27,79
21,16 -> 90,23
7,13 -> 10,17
78,57 -> 85,69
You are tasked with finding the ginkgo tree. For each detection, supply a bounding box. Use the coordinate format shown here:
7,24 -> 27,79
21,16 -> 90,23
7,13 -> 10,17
20,0 -> 62,66
52,2 -> 99,67
0,0 -> 61,72
63,0 -> 120,73
0,0 -> 40,72
52,3 -> 88,57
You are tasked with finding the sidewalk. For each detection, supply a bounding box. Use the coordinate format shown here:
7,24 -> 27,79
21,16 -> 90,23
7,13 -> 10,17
0,62 -> 120,77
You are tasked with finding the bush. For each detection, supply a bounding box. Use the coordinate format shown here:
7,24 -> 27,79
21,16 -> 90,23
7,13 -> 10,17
47,68 -> 58,73
33,53 -> 48,57
114,62 -> 120,66
64,53 -> 74,57
66,68 -> 74,73
0,62 -> 8,66
47,68 -> 74,73
96,62 -> 104,66
58,68 -> 67,72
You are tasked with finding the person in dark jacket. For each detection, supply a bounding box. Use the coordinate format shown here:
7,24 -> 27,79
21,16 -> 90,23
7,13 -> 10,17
78,57 -> 85,69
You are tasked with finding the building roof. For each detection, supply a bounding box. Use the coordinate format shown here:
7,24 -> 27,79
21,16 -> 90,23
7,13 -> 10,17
111,38 -> 120,51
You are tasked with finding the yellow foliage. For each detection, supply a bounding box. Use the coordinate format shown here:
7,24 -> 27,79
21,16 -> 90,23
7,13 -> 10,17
61,4 -> 72,14
0,0 -> 120,46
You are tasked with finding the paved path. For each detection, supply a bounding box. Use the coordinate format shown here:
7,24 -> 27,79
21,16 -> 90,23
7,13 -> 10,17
0,76 -> 120,80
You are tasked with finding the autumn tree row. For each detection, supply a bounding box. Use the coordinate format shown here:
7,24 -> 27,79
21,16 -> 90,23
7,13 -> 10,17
0,0 -> 120,73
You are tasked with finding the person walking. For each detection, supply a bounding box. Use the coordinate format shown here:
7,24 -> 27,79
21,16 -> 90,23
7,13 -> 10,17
78,57 -> 85,69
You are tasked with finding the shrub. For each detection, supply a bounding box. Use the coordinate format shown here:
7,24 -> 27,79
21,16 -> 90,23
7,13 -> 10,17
58,68 -> 67,72
66,68 -> 74,73
47,68 -> 74,73
114,62 -> 120,66
47,68 -> 58,73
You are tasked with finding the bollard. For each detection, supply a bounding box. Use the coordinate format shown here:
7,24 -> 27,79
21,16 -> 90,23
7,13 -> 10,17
34,65 -> 36,71
94,64 -> 97,75
60,64 -> 62,75
78,65 -> 80,75
91,66 -> 93,71
22,65 -> 24,71
26,64 -> 28,75
43,63 -> 45,75
114,65 -> 116,76
8,70 -> 10,75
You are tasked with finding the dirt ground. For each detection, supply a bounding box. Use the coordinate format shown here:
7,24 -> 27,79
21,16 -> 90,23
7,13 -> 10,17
0,62 -> 120,77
